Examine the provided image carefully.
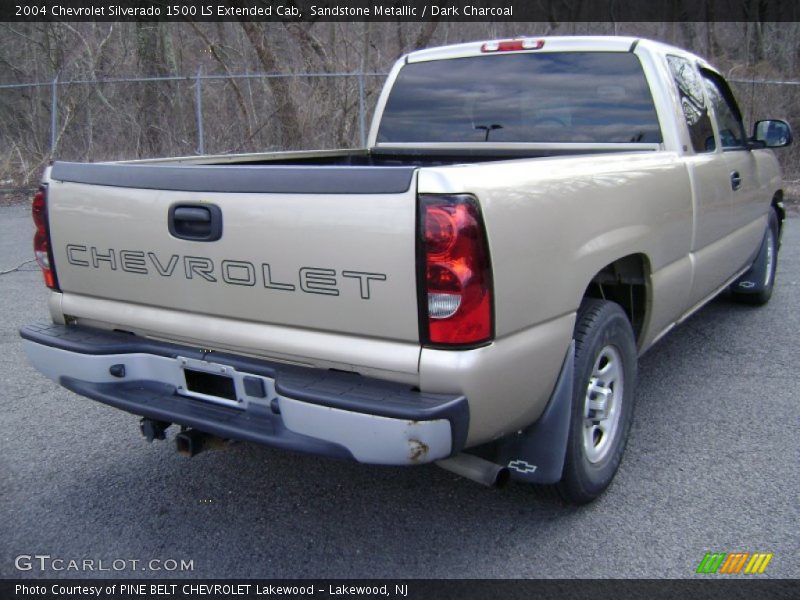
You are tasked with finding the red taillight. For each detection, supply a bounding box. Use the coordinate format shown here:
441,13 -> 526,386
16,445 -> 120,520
481,39 -> 544,53
32,186 -> 59,290
419,195 -> 493,346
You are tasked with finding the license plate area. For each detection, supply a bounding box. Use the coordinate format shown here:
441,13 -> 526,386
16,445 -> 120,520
184,368 -> 236,401
178,356 -> 241,407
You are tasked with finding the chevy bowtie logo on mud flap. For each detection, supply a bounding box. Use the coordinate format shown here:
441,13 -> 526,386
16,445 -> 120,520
508,460 -> 537,474
64,245 -> 387,299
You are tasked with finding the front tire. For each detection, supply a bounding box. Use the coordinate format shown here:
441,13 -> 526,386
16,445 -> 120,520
557,299 -> 637,504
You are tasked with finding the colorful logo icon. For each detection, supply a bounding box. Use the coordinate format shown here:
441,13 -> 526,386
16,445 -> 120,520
696,552 -> 773,575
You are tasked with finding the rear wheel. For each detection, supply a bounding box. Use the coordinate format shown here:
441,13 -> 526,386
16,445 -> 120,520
557,299 -> 637,504
730,209 -> 779,306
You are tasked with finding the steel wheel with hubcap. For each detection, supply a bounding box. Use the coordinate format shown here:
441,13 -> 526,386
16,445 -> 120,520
557,299 -> 637,504
583,345 -> 624,464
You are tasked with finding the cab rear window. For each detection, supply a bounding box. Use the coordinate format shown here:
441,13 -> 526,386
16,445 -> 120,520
377,52 -> 662,144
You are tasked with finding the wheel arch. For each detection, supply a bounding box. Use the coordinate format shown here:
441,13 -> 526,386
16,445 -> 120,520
581,253 -> 651,346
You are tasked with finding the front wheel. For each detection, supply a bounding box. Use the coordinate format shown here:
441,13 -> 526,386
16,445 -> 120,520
557,299 -> 637,504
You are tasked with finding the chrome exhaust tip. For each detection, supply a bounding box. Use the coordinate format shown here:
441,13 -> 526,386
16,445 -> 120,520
436,453 -> 510,488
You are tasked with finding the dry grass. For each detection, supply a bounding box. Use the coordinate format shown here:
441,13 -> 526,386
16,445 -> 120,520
0,190 -> 34,207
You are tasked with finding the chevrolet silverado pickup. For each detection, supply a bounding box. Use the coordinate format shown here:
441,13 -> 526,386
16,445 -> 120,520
21,37 -> 793,503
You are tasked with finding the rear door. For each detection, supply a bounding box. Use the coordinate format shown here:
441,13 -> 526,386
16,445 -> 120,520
665,55 -> 734,305
665,56 -> 763,306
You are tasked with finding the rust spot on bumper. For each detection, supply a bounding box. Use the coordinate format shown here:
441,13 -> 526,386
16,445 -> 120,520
408,439 -> 429,463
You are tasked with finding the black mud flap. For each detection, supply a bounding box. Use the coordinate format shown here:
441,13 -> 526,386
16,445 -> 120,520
493,341 -> 574,484
732,226 -> 770,295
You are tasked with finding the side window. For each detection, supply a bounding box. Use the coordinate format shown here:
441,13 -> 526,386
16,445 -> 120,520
702,75 -> 747,150
666,55 -> 715,153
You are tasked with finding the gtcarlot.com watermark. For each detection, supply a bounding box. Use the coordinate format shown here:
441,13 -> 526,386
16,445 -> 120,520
15,554 -> 194,573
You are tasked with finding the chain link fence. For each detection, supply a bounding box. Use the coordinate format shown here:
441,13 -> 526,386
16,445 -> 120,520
729,78 -> 800,196
1,72 -> 798,193
0,70 -> 389,192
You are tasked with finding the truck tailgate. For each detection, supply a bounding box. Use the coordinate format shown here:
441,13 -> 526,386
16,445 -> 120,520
47,162 -> 420,344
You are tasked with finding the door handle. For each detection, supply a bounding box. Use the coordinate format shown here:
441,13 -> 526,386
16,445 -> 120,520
169,204 -> 223,241
730,171 -> 742,191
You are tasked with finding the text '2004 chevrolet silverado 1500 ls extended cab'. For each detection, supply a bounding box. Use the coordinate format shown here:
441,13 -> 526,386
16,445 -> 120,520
21,37 -> 793,503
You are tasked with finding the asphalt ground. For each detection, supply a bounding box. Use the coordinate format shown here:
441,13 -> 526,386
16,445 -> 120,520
0,201 -> 798,579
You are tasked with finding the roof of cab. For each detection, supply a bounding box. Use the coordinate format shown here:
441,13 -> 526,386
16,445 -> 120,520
404,36 -> 702,65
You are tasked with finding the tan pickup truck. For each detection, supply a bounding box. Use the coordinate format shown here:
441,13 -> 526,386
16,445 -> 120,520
21,36 -> 793,503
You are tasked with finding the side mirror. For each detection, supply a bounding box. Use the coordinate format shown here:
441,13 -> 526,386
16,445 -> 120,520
752,119 -> 793,148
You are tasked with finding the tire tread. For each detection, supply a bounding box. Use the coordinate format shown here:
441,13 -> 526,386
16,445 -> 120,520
556,298 -> 637,504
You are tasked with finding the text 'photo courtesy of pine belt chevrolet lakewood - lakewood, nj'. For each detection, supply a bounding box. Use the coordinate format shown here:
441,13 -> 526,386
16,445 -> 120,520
20,36 -> 793,504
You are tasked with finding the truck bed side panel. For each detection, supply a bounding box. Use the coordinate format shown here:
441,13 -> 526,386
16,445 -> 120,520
419,152 -> 695,346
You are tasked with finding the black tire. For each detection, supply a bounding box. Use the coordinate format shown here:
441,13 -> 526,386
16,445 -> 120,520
557,299 -> 637,504
730,209 -> 779,306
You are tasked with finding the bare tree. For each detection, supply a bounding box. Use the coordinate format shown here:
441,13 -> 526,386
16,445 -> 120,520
0,21 -> 798,191
238,22 -> 302,148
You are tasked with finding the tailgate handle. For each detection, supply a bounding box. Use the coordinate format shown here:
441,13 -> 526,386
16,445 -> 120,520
174,207 -> 211,223
169,204 -> 223,241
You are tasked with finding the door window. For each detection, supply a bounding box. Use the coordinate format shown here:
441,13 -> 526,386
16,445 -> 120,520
666,55 -> 715,153
702,75 -> 747,150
